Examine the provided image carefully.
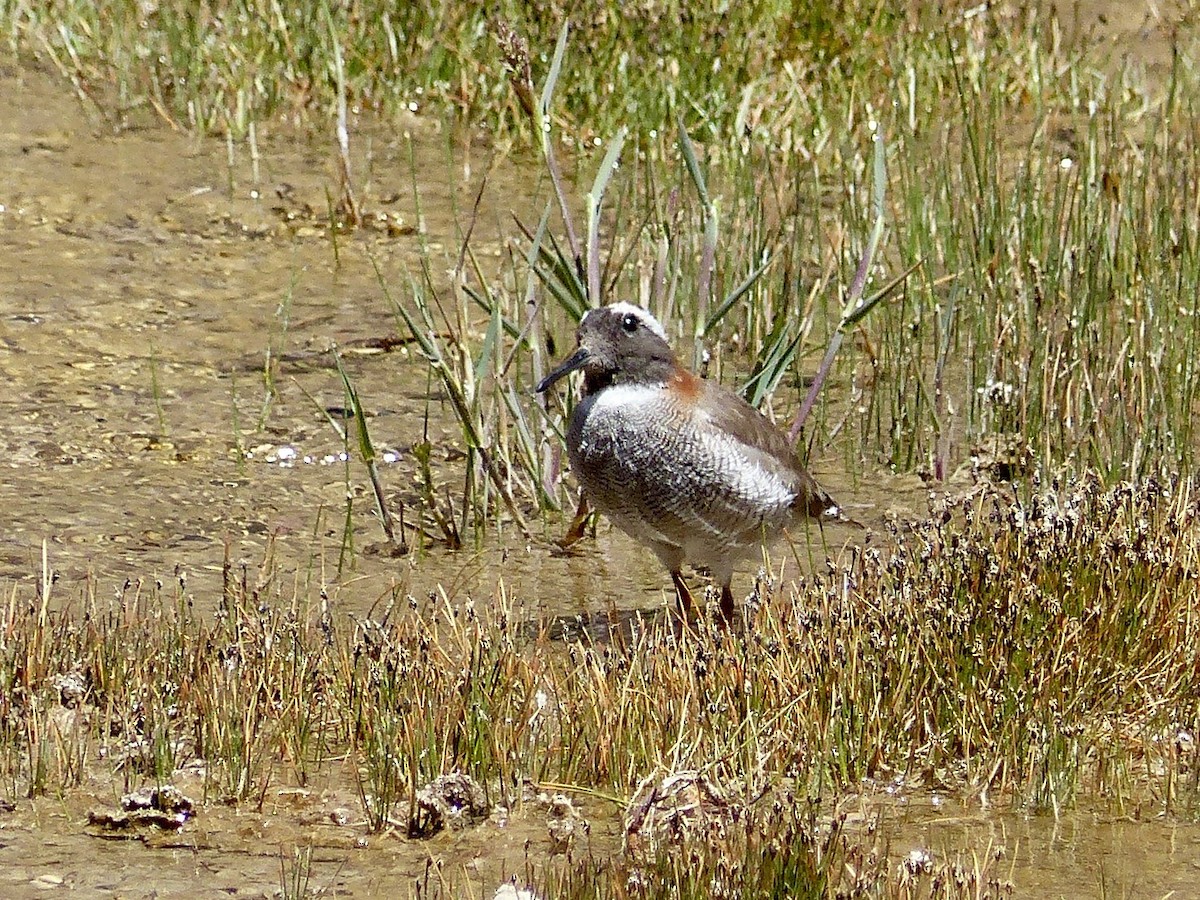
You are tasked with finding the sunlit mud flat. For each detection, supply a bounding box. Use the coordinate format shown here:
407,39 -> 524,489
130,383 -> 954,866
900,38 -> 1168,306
0,65 -> 652,618
1,781 -> 1197,897
0,59 -> 896,623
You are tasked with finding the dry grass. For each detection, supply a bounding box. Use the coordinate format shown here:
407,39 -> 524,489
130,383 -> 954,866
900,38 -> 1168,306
2,477 -> 1196,894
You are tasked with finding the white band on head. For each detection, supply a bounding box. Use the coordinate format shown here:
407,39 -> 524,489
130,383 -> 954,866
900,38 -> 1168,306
601,301 -> 668,341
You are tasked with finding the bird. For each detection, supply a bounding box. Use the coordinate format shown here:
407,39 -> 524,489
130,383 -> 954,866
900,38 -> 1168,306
537,302 -> 838,618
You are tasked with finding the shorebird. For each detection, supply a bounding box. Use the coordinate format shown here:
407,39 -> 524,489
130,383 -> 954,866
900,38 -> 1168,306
537,302 -> 838,618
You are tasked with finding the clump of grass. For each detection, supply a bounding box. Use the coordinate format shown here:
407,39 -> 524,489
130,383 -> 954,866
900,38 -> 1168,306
871,23 -> 1200,480
379,18 -> 893,536
0,478 -> 1195,834
0,480 -> 1195,896
530,799 -> 867,898
0,1 -> 914,140
347,589 -> 545,830
278,843 -> 314,900
9,4 -> 1200,493
332,352 -> 405,553
394,8 -> 1200,540
527,798 -> 1014,899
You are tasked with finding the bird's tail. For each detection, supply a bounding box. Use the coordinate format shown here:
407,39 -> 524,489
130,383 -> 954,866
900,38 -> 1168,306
793,473 -> 845,523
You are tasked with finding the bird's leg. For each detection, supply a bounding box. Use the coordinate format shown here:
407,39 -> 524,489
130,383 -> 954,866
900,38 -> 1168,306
670,570 -> 693,615
556,497 -> 591,549
719,582 -> 736,622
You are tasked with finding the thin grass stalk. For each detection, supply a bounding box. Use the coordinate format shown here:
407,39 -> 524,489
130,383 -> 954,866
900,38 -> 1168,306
677,117 -> 718,367
586,127 -> 627,304
789,131 -> 894,444
321,0 -> 360,226
332,352 -> 403,551
372,256 -> 531,537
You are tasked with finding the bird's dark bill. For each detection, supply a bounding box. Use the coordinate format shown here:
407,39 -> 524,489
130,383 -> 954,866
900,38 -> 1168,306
536,347 -> 590,393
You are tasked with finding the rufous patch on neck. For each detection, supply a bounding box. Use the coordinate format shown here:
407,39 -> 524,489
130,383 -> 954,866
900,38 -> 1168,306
668,367 -> 703,399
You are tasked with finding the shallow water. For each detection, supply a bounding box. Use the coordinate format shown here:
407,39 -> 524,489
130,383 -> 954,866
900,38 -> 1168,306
881,795 -> 1200,897
0,769 -> 584,897
0,60 -> 892,623
2,779 -> 1197,897
0,63 -> 631,616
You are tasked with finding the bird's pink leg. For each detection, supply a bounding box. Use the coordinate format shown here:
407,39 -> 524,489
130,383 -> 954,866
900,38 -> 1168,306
670,570 -> 693,615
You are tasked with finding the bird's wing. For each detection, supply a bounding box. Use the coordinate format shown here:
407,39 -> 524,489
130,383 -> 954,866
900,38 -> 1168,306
697,380 -> 838,520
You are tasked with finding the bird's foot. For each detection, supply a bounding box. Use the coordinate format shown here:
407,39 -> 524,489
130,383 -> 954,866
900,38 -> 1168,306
556,497 -> 591,549
719,583 -> 736,623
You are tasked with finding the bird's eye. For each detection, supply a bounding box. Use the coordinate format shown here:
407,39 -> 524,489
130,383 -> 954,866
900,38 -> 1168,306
621,313 -> 639,333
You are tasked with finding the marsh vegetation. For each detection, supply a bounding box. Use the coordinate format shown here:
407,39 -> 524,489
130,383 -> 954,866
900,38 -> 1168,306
0,0 -> 1198,896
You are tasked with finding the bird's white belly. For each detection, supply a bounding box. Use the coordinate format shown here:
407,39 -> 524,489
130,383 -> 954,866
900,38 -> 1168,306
567,383 -> 797,562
